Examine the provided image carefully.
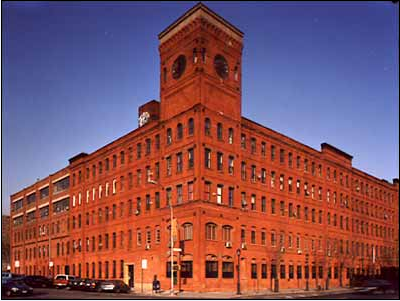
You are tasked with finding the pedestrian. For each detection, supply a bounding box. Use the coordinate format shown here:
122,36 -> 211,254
152,275 -> 161,294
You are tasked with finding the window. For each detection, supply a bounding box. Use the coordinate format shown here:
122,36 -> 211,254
251,230 -> 256,244
241,134 -> 246,149
241,192 -> 247,209
188,118 -> 194,136
177,185 -> 183,204
217,123 -> 223,140
205,148 -> 211,169
228,156 -> 234,175
261,197 -> 266,212
146,195 -> 151,211
145,139 -> 151,155
155,134 -> 160,150
280,200 -> 285,216
289,265 -> 294,279
181,261 -> 193,278
280,149 -> 285,164
177,123 -> 183,140
166,188 -> 172,206
251,263 -> 257,279
204,182 -> 211,201
228,128 -> 234,144
137,229 -> 142,246
205,223 -> 217,240
261,142 -> 266,157
205,261 -> 218,278
249,166 -> 256,183
188,148 -> 194,169
228,187 -> 234,208
53,177 -> 70,194
271,145 -> 275,161
271,231 -> 276,246
183,223 -> 193,240
216,185 -> 223,204
222,262 -> 234,278
280,264 -> 286,279
176,153 -> 183,173
205,118 -> 211,136
166,129 -> 172,145
304,159 -> 308,172
288,153 -> 293,168
251,194 -> 256,210
271,199 -> 276,214
217,152 -> 223,171
188,182 -> 194,201
40,186 -> 49,199
297,265 -> 302,279
288,177 -> 293,192
271,171 -> 276,188
241,162 -> 246,180
251,138 -> 256,154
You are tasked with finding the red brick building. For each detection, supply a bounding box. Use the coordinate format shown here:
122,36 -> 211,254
9,3 -> 399,293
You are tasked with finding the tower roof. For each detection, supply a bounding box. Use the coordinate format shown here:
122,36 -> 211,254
158,2 -> 243,44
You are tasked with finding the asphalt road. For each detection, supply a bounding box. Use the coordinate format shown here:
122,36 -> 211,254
2,287 -> 399,299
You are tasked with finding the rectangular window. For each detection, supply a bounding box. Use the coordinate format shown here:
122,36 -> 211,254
297,265 -> 302,279
166,157 -> 172,176
176,153 -> 183,173
188,148 -> 194,169
262,263 -> 267,279
222,262 -> 234,278
188,182 -> 194,201
289,265 -> 294,279
228,187 -> 234,208
261,196 -> 266,212
251,138 -> 256,154
205,261 -> 218,278
177,185 -> 183,204
205,149 -> 211,169
271,145 -> 275,161
181,261 -> 193,278
204,182 -> 211,201
251,263 -> 257,279
261,142 -> 266,157
217,152 -> 223,171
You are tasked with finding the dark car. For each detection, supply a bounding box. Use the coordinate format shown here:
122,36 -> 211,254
69,277 -> 83,290
1,279 -> 33,297
85,279 -> 101,291
361,279 -> 393,293
22,275 -> 52,288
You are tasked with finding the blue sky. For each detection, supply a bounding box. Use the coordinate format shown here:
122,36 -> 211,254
2,1 -> 399,214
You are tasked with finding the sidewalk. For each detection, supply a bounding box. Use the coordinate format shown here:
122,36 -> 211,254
136,286 -> 357,299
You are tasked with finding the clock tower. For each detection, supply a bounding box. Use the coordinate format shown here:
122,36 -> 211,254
158,3 -> 243,121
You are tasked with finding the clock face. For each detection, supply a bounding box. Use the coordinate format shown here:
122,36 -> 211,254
172,55 -> 186,79
138,111 -> 150,127
214,54 -> 229,79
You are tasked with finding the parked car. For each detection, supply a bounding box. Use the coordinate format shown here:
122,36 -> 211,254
2,272 -> 25,282
1,279 -> 33,297
96,280 -> 130,293
84,279 -> 101,292
22,275 -> 52,288
53,274 -> 76,289
69,277 -> 83,290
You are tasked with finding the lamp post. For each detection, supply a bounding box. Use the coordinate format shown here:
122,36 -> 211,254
148,178 -> 175,296
236,248 -> 241,295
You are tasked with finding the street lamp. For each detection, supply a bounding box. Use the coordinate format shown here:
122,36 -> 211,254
236,248 -> 241,295
148,178 -> 175,296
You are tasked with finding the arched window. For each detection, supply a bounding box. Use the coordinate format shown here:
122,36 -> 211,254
166,128 -> 172,144
205,118 -> 211,136
177,123 -> 183,140
188,118 -> 194,136
205,223 -> 217,240
182,223 -> 193,240
217,123 -> 223,140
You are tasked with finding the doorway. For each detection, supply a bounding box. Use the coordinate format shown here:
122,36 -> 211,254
128,265 -> 134,288
65,265 -> 70,275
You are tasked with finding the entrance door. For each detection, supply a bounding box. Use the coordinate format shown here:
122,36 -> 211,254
128,265 -> 134,288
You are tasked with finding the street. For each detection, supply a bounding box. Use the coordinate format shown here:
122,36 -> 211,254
2,287 -> 399,300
